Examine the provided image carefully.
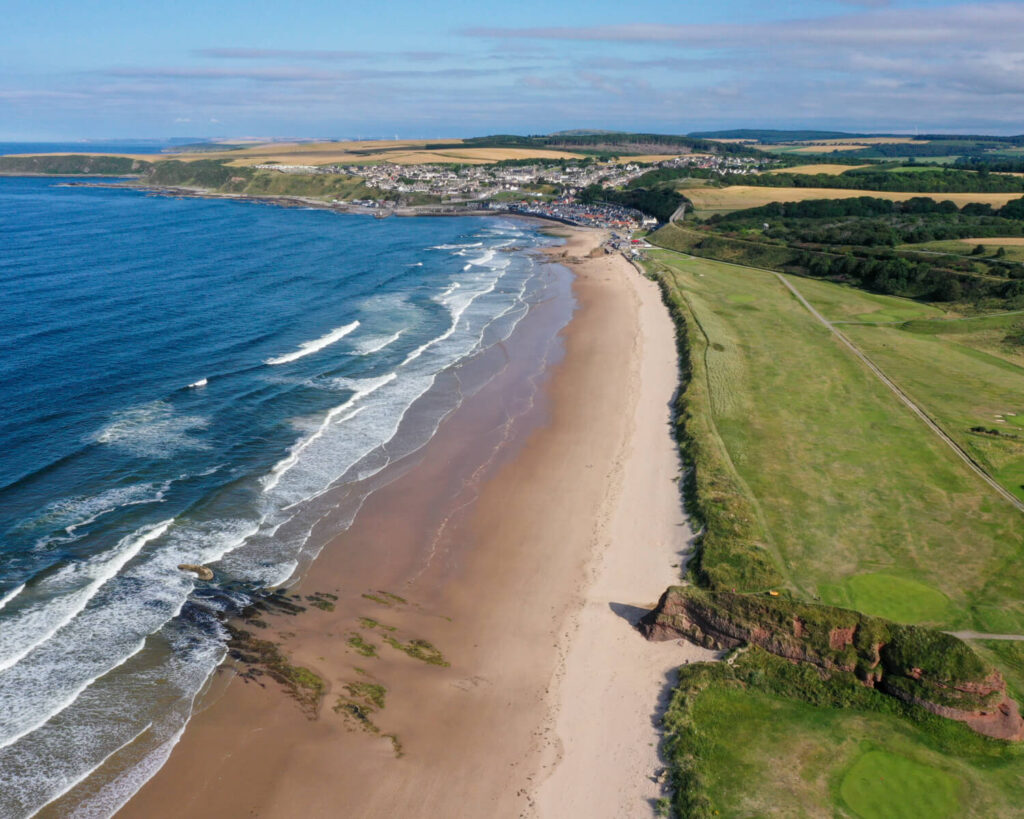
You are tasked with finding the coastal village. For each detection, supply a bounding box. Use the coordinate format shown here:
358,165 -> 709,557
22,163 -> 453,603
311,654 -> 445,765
251,152 -> 766,231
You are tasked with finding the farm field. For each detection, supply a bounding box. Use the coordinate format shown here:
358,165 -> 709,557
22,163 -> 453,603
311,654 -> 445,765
676,185 -> 1023,216
682,681 -> 1023,818
767,163 -> 872,175
646,250 -> 1024,633
217,143 -> 589,166
11,140 -> 599,167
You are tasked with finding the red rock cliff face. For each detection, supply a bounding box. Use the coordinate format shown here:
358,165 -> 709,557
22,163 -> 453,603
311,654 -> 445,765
640,587 -> 1024,742
639,588 -> 858,673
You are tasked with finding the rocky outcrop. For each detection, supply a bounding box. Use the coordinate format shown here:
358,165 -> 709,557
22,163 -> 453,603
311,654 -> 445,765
641,586 -> 1024,742
178,563 -> 214,581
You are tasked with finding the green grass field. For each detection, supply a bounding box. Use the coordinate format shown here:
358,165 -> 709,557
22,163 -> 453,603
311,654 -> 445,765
685,683 -> 1021,818
899,239 -> 1024,263
837,320 -> 1024,508
782,275 -> 948,324
648,250 -> 1024,632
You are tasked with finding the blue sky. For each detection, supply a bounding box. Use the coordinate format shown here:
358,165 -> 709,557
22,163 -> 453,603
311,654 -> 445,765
2,0 -> 1022,139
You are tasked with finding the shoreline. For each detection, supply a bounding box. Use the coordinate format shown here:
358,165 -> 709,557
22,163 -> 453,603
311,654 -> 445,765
46,179 -> 602,228
109,226 -> 699,818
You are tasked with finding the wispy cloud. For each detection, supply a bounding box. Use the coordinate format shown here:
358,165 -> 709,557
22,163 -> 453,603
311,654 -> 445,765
4,1 -> 1023,138
103,66 -> 341,82
461,3 -> 1024,48
193,48 -> 450,63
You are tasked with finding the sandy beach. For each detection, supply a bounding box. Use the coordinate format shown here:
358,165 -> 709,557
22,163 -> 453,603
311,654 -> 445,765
113,227 -> 710,819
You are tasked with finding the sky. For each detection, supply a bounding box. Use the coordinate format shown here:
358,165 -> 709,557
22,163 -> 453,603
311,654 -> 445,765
2,0 -> 1023,140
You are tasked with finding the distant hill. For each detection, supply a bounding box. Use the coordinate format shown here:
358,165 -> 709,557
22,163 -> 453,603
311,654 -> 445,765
464,132 -> 762,157
688,129 -> 869,143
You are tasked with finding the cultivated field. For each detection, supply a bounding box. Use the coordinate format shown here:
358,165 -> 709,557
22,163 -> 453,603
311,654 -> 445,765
767,163 -> 871,175
678,184 -> 1024,215
217,143 -> 587,166
647,250 -> 1024,632
17,140 -> 596,167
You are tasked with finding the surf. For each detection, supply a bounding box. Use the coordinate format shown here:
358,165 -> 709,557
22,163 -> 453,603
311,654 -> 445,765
264,321 -> 360,365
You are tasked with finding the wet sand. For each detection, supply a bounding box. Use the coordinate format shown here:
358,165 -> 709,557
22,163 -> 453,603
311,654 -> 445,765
118,228 -> 703,818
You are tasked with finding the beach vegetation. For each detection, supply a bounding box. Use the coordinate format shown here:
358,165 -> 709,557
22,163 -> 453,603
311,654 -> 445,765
226,625 -> 325,718
383,636 -> 449,667
307,591 -> 337,611
347,633 -> 378,658
361,590 -> 408,607
385,733 -> 405,758
358,617 -> 396,631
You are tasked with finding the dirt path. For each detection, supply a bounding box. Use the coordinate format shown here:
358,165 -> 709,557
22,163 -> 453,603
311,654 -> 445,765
949,631 -> 1024,641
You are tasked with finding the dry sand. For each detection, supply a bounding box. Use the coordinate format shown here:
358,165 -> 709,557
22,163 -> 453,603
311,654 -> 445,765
116,227 -> 703,819
532,253 -> 717,818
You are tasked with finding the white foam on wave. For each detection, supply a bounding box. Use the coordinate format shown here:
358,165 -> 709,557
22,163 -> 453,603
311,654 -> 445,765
0,584 -> 25,612
0,638 -> 146,752
0,520 -> 172,675
93,403 -> 208,459
466,248 -> 496,268
430,242 -> 482,250
186,378 -> 207,389
0,515 -> 255,759
402,276 -> 499,367
262,373 -> 396,493
351,329 -> 404,357
36,482 -> 169,543
264,321 -> 360,366
23,721 -> 154,819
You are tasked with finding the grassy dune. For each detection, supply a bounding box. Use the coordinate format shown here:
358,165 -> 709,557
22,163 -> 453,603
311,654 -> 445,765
648,250 -> 1024,632
677,185 -> 1024,216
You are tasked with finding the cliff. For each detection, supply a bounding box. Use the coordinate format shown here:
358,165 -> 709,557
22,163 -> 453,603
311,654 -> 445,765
641,586 -> 1024,741
0,154 -> 149,175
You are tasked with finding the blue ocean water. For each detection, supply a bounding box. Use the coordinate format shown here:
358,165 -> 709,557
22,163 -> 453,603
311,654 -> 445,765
0,142 -> 177,156
0,177 -> 561,815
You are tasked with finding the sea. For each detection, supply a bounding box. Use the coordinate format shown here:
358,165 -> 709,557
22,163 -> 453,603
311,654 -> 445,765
0,177 -> 568,816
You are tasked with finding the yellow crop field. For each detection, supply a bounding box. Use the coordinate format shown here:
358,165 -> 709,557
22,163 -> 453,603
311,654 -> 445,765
611,154 -> 687,164
679,185 -> 1023,215
817,137 -> 921,145
767,164 -> 871,175
180,141 -> 588,166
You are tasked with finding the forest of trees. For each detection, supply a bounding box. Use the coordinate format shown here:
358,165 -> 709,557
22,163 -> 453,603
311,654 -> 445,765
741,168 -> 1024,193
709,195 -> 1024,247
577,183 -> 685,222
